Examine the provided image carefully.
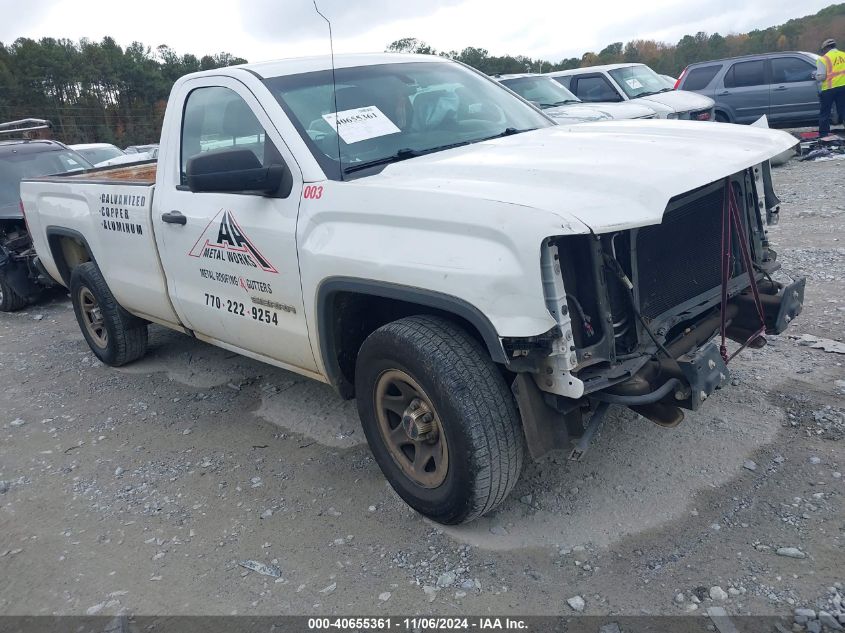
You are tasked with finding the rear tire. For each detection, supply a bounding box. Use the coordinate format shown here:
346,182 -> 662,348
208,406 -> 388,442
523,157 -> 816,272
70,262 -> 148,366
0,272 -> 27,312
355,315 -> 524,524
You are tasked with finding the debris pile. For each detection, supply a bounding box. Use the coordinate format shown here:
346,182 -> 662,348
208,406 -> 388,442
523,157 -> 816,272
797,131 -> 845,162
793,583 -> 845,631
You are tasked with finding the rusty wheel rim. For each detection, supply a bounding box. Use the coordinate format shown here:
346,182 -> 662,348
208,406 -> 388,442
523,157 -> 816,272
374,369 -> 449,489
79,287 -> 108,349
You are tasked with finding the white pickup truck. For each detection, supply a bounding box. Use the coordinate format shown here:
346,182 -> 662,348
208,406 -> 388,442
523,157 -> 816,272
20,53 -> 804,524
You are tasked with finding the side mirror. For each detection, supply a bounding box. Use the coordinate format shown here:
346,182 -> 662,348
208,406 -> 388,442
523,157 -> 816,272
187,148 -> 289,195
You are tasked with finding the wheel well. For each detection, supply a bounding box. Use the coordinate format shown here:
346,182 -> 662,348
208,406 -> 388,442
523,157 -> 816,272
320,289 -> 505,399
47,233 -> 92,285
715,109 -> 730,123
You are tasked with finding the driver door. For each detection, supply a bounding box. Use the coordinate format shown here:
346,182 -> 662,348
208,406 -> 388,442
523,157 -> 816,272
153,77 -> 317,374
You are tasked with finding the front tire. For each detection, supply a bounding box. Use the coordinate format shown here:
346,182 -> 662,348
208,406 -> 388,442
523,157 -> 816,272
355,315 -> 524,524
70,262 -> 148,366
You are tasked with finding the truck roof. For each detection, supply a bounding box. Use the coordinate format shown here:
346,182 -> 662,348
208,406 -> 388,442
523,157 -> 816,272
187,52 -> 443,80
547,63 -> 645,76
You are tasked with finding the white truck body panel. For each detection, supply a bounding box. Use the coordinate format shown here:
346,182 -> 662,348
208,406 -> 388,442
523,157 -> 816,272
20,52 -> 797,386
22,179 -> 180,326
152,75 -> 318,374
363,121 -> 796,232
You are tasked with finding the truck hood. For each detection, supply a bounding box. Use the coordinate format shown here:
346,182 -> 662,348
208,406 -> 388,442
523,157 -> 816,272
633,89 -> 714,113
365,120 -> 797,232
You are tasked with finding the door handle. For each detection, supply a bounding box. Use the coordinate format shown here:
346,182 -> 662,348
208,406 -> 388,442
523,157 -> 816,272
161,210 -> 187,225
774,85 -> 788,91
718,90 -> 730,96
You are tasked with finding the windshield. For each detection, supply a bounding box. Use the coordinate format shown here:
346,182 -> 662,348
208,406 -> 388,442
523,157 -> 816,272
0,148 -> 91,207
608,65 -> 671,98
263,61 -> 553,179
500,76 -> 581,107
75,146 -> 123,165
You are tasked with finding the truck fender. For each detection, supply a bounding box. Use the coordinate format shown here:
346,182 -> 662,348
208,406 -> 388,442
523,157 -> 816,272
316,277 -> 507,398
45,226 -> 97,286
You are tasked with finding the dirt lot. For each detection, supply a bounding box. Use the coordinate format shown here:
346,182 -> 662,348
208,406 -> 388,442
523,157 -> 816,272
0,157 -> 843,624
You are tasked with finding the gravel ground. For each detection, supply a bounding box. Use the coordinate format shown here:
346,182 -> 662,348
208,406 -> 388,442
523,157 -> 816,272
0,157 -> 843,625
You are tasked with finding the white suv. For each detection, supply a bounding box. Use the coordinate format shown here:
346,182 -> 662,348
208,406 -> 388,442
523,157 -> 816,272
548,63 -> 716,120
495,73 -> 656,122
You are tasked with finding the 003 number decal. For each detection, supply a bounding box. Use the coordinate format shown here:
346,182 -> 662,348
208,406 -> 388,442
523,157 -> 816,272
303,185 -> 323,200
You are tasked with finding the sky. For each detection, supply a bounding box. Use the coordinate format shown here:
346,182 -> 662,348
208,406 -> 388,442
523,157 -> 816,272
0,0 -> 836,63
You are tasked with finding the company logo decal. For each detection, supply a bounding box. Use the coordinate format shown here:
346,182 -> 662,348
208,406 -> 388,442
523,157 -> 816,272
189,210 -> 278,273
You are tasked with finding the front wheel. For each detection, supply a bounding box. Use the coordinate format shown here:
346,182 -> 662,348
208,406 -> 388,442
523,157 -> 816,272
70,262 -> 148,366
355,315 -> 525,524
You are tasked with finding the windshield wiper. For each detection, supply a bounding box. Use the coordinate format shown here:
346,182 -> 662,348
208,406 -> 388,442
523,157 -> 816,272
342,141 -> 472,174
554,100 -> 580,105
478,127 -> 535,141
636,88 -> 673,97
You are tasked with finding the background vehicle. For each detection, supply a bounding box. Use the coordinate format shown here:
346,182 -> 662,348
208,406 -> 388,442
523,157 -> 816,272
548,63 -> 716,120
0,139 -> 92,310
676,52 -> 822,125
69,142 -> 125,166
96,147 -> 159,168
21,53 -> 802,524
659,74 -> 677,88
124,143 -> 160,154
496,73 -> 656,122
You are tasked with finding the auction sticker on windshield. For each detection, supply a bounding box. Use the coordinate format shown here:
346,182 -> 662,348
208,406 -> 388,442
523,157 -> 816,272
625,78 -> 644,89
322,106 -> 400,144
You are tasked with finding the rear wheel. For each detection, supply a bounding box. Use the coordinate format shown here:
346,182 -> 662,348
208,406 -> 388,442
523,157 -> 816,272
355,315 -> 524,524
0,272 -> 27,312
70,262 -> 148,366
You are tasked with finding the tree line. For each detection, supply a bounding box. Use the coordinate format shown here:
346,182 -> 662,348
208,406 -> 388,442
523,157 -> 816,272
0,37 -> 246,146
2,4 -> 843,147
388,3 -> 845,76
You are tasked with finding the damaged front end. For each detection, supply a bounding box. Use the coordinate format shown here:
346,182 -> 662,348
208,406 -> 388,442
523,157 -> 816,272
511,165 -> 805,460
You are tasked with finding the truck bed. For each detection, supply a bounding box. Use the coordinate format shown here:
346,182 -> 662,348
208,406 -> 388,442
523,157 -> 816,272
61,161 -> 156,185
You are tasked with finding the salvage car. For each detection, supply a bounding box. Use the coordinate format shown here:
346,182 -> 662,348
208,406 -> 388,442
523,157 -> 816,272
549,63 -> 716,120
0,139 -> 92,310
69,143 -> 125,166
95,147 -> 159,168
20,53 -> 804,524
495,73 -> 656,122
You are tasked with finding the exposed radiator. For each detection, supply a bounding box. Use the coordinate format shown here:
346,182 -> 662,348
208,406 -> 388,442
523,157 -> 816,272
636,183 -> 744,321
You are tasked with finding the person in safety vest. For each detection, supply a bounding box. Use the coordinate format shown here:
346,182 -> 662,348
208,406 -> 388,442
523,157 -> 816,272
816,38 -> 845,136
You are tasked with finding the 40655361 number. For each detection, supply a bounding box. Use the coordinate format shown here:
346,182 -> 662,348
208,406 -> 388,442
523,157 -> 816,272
204,293 -> 279,325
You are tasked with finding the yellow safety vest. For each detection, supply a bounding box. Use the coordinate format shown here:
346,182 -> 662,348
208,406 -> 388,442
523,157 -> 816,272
821,48 -> 845,90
